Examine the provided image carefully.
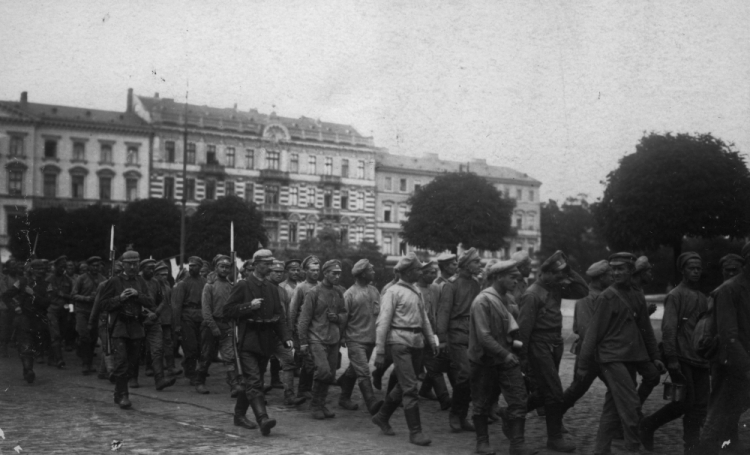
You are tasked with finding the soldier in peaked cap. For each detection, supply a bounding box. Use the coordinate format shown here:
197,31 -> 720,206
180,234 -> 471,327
172,256 -> 207,384
632,256 -> 657,316
72,255 -> 106,375
46,255 -> 74,369
720,253 -> 744,281
511,250 -> 533,305
281,259 -> 302,300
89,260 -> 123,380
153,261 -> 181,376
98,249 -> 156,409
288,254 -> 321,400
436,247 -> 482,432
371,253 -> 439,446
577,253 -> 664,454
224,249 -> 291,436
434,253 -> 457,288
265,260 -> 288,392
516,250 -> 588,452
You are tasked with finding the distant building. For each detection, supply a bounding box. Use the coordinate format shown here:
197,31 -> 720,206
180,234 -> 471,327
131,91 -> 379,249
375,151 -> 542,262
0,91 -> 151,258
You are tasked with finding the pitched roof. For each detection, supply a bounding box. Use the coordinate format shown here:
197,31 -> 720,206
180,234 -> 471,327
0,101 -> 149,129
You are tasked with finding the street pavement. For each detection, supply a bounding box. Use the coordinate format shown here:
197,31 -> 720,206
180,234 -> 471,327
0,345 -> 747,454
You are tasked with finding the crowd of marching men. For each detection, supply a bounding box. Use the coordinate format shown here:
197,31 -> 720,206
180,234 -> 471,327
1,244 -> 749,455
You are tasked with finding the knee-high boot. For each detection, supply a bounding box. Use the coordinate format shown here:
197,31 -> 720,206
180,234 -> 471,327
359,377 -> 384,415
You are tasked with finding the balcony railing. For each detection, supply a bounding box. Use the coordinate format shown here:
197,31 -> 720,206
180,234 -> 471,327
199,162 -> 226,179
321,207 -> 341,222
260,203 -> 289,218
259,169 -> 290,184
320,174 -> 342,188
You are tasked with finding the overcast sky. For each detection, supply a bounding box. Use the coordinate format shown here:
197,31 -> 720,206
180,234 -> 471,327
2,0 -> 748,201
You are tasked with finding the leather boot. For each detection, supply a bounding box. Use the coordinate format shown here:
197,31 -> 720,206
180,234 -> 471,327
269,358 -> 284,389
98,356 -> 109,380
320,382 -> 335,418
249,395 -> 276,436
404,405 -> 431,446
338,374 -> 359,411
498,406 -> 511,439
372,367 -> 384,390
227,370 -> 243,398
54,345 -> 66,369
233,392 -> 258,430
488,402 -> 501,423
165,354 -> 182,376
359,378 -> 384,416
431,374 -> 452,411
639,415 -> 656,451
104,354 -> 115,376
282,370 -> 306,406
311,381 -> 327,420
545,404 -> 576,453
509,418 -> 538,455
194,370 -> 209,394
155,374 -> 176,391
473,415 -> 495,454
371,397 -> 399,436
114,376 -> 126,404
128,378 -> 140,389
118,378 -> 132,409
419,377 -> 438,400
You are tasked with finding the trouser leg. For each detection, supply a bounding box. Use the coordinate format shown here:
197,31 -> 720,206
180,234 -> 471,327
448,342 -> 471,419
562,355 -> 600,413
75,312 -> 95,368
196,322 -> 215,383
635,360 -> 661,405
47,306 -> 64,365
161,325 -> 176,369
145,323 -> 164,378
597,362 -> 641,452
528,339 -> 565,436
180,310 -> 202,378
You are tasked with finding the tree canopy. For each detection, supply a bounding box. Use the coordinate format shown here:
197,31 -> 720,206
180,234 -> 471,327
541,196 -> 609,272
117,198 -> 181,260
594,132 -> 750,271
400,172 -> 516,253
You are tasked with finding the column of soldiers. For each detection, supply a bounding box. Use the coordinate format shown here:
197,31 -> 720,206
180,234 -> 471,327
3,243 -> 750,455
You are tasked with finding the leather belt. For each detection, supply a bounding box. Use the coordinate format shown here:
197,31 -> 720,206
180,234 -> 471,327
392,326 -> 423,333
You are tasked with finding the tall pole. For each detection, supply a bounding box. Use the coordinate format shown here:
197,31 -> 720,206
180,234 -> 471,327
180,91 -> 188,268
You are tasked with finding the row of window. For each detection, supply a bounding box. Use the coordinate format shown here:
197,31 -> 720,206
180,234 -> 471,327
7,169 -> 138,201
267,222 -> 366,245
383,176 -> 422,193
381,176 -> 536,202
515,212 -> 538,231
31,138 -> 141,165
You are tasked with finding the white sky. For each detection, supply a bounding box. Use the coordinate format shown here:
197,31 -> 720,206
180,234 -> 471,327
1,0 -> 748,201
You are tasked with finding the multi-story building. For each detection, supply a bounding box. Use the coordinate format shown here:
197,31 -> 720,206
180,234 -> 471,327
131,91 -> 378,249
375,151 -> 542,261
0,92 -> 152,258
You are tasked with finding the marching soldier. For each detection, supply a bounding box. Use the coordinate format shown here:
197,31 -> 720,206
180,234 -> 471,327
98,249 -> 156,409
46,255 -> 73,368
224,249 -> 291,436
288,255 -> 321,400
632,256 -> 658,316
172,256 -> 207,384
434,253 -> 457,287
72,256 -> 106,375
510,250 -> 533,304
297,259 -> 348,420
719,253 -> 743,281
154,262 -> 181,376
517,250 -> 588,452
89,261 -> 123,380
280,259 -> 301,299
371,253 -> 439,446
138,258 -> 175,391
338,259 -> 384,414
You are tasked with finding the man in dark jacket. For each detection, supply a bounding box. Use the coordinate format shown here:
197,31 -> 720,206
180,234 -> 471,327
172,256 -> 207,383
72,256 -> 106,375
46,255 -> 74,369
223,249 -> 291,436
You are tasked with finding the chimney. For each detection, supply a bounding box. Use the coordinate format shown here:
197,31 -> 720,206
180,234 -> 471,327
233,103 -> 237,111
154,92 -> 159,98
126,88 -> 133,114
20,91 -> 27,107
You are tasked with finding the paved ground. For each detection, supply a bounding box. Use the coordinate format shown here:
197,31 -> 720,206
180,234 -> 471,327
0,344 -> 747,454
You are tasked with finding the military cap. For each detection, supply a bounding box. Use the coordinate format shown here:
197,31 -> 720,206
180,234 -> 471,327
188,256 -> 202,266
395,253 -> 423,273
87,256 -> 103,265
511,250 -> 532,265
53,255 -> 68,266
139,258 -> 156,271
634,256 -> 652,273
421,259 -> 436,270
676,252 -> 701,271
252,249 -> 274,264
321,259 -> 342,274
285,259 -> 302,270
435,253 -> 457,264
458,248 -> 480,269
121,250 -> 140,262
586,260 -> 611,278
270,260 -> 285,272
608,252 -> 636,266
720,253 -> 745,268
29,259 -> 46,269
352,259 -> 371,277
486,260 -> 520,278
301,255 -> 321,269
242,260 -> 253,270
214,255 -> 232,266
154,261 -> 169,273
541,250 -> 569,273
742,241 -> 750,259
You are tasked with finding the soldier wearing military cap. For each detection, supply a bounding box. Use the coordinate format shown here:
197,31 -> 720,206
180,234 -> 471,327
265,260 -> 289,391
172,256 -> 207,384
517,250 -> 588,452
71,255 -> 107,375
510,251 -> 533,305
281,259 -> 302,299
45,255 -> 74,368
288,255 -> 321,400
720,253 -> 744,281
577,252 -> 665,454
224,249 -> 291,436
0,259 -> 20,358
2,259 -> 53,383
436,247 -> 482,432
98,250 -> 157,409
89,261 -> 124,379
153,261 -> 181,376
434,253 -> 457,288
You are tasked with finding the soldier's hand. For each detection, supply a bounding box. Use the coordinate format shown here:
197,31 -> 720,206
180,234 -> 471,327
211,327 -> 221,337
284,340 -> 293,350
250,298 -> 263,310
374,353 -> 385,370
15,306 -> 22,314
647,303 -> 657,315
653,359 -> 667,374
504,352 -> 520,367
120,289 -> 134,300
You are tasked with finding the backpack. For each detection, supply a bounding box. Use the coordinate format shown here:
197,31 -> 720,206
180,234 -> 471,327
692,296 -> 719,361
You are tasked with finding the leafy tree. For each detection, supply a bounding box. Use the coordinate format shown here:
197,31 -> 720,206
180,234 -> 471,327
400,172 -> 516,253
541,196 -> 609,272
594,132 -> 750,276
117,198 -> 181,260
186,195 -> 267,261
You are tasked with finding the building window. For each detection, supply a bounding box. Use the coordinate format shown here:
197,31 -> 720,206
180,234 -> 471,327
384,177 -> 392,191
100,144 -> 113,163
354,225 -> 365,244
306,223 -> 316,239
71,175 -> 85,199
9,136 -> 24,156
226,147 -> 235,167
505,187 -> 510,198
165,141 -> 175,163
289,187 -> 298,206
357,161 -> 365,179
99,176 -> 111,201
516,215 -> 523,229
207,145 -> 217,165
126,178 -> 138,201
399,178 -> 407,192
324,157 -> 333,175
185,178 -> 196,200
414,182 -> 422,191
43,173 -> 57,198
164,177 -> 174,200
529,189 -> 534,202
340,225 -> 349,243
265,185 -> 279,204
245,149 -> 254,169
516,188 -> 522,200
126,146 -> 138,165
225,181 -> 235,196
341,195 -> 348,209
399,241 -> 407,255
341,159 -> 349,178
44,140 -> 57,159
289,222 -> 298,243
290,153 -> 299,173
7,170 -> 23,195
186,143 -> 196,164
528,246 -> 534,256
308,155 -> 316,174
324,192 -> 332,208
308,187 -> 316,207
266,150 -> 280,170
245,182 -> 254,202
384,204 -> 392,222
383,236 -> 392,255
398,205 -> 407,221
73,142 -> 85,161
527,213 -> 536,230
205,179 -> 216,200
